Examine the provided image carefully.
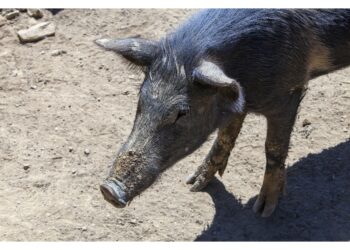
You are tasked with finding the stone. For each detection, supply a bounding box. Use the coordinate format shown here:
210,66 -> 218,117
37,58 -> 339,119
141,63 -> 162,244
17,22 -> 55,43
50,49 -> 67,56
23,164 -> 30,170
5,10 -> 20,20
302,119 -> 311,127
27,9 -> 43,19
0,16 -> 6,27
84,149 -> 90,155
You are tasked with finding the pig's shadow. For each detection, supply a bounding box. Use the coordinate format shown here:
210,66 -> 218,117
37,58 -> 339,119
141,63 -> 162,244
196,140 -> 350,241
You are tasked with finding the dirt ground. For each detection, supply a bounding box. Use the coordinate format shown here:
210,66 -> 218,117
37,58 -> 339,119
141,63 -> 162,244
0,9 -> 350,241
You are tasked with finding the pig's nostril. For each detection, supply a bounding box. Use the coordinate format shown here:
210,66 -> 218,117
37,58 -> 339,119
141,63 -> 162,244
100,184 -> 112,199
100,181 -> 127,208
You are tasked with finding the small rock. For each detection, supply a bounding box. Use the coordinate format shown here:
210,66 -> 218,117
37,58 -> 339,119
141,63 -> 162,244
84,149 -> 90,155
302,119 -> 311,127
27,9 -> 43,19
46,9 -> 64,15
0,16 -> 6,27
68,147 -> 74,152
30,85 -> 37,89
23,164 -> 30,170
5,10 -> 20,20
50,49 -> 67,56
52,156 -> 63,160
17,22 -> 56,43
129,219 -> 137,225
72,169 -> 77,175
81,226 -> 87,232
33,180 -> 51,188
17,9 -> 27,13
195,220 -> 203,225
122,91 -> 130,96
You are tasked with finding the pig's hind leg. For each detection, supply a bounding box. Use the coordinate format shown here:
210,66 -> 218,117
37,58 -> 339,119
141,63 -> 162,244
253,89 -> 304,217
186,113 -> 246,191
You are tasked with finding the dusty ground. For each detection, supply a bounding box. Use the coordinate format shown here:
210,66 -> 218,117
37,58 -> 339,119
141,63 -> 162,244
0,9 -> 349,241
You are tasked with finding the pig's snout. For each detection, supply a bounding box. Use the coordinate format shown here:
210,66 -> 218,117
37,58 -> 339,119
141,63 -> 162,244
100,179 -> 127,208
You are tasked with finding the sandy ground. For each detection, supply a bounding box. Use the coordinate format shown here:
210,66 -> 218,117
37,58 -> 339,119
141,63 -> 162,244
0,9 -> 349,241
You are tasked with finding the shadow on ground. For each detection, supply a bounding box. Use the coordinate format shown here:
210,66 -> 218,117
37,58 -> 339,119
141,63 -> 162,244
196,139 -> 350,241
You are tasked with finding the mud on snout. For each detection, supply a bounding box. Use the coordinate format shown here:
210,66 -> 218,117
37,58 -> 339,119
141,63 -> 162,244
100,151 -> 159,208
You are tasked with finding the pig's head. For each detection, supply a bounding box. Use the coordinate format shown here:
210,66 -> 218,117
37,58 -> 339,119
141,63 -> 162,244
96,37 -> 244,208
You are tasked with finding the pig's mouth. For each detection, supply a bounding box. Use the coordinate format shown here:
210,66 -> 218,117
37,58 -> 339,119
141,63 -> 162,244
100,178 -> 128,208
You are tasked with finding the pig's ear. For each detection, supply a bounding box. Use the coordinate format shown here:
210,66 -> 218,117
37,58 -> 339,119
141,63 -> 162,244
193,60 -> 245,112
95,38 -> 159,66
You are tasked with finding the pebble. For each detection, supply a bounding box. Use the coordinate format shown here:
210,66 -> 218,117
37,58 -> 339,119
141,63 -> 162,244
50,49 -> 67,56
0,16 -> 6,27
122,91 -> 130,95
27,9 -> 43,19
30,85 -> 37,89
33,180 -> 51,188
17,22 -> 55,43
302,119 -> 311,127
129,219 -> 137,225
195,220 -> 203,225
72,169 -> 77,175
68,146 -> 74,152
5,10 -> 20,20
23,164 -> 30,170
84,149 -> 90,155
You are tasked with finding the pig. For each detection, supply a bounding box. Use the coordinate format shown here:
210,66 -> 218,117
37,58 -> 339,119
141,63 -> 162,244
96,9 -> 350,217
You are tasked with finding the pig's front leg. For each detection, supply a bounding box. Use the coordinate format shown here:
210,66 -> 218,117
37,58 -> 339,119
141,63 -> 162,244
186,113 -> 246,191
253,90 -> 304,217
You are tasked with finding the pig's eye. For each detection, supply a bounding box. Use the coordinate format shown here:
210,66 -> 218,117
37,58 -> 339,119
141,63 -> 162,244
175,108 -> 189,123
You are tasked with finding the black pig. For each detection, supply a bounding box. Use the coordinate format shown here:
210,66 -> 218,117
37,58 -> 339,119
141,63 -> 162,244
96,9 -> 350,217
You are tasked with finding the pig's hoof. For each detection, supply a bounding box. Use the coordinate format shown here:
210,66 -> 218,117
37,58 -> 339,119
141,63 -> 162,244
253,169 -> 285,217
252,194 -> 279,217
186,173 -> 213,192
186,158 -> 228,192
253,185 -> 285,217
186,163 -> 218,192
